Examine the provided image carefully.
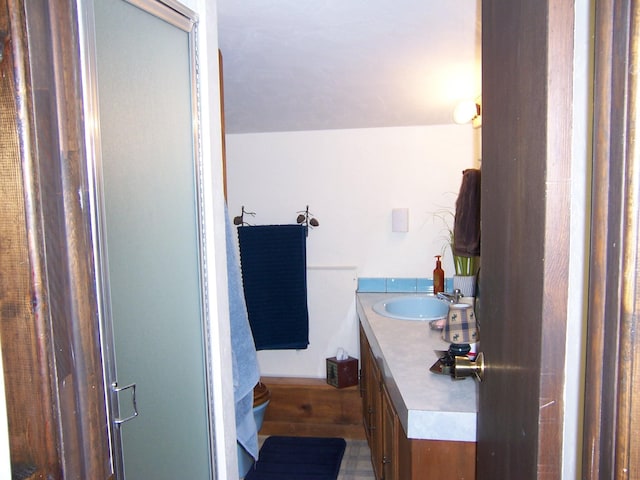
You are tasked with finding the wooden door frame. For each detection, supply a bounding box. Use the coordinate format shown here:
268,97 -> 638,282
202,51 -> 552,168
9,0 -> 639,477
583,0 -> 640,477
0,0 -> 112,478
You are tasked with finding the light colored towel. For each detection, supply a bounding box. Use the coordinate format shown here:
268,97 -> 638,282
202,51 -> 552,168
226,206 -> 261,461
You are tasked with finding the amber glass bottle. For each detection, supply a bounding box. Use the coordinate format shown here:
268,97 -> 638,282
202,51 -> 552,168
433,255 -> 445,294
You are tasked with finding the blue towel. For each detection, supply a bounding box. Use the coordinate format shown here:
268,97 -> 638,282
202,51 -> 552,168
237,225 -> 309,350
225,207 -> 261,461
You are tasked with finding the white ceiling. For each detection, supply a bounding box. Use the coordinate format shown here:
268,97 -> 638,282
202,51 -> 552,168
217,0 -> 481,134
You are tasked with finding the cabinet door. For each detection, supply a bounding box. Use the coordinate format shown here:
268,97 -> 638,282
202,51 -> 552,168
382,385 -> 399,480
370,358 -> 383,480
360,327 -> 384,480
359,327 -> 373,443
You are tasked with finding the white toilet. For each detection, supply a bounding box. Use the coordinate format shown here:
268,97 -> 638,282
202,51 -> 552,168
238,382 -> 270,478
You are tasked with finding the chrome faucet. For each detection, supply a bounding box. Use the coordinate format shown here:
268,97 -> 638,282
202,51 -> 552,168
437,288 -> 463,304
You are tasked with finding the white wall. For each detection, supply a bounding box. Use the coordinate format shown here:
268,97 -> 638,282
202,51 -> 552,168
226,124 -> 477,377
563,1 -> 592,478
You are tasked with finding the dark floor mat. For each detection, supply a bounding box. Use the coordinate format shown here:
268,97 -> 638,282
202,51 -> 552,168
244,436 -> 346,480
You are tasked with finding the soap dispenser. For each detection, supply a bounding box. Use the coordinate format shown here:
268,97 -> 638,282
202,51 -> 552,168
433,255 -> 445,295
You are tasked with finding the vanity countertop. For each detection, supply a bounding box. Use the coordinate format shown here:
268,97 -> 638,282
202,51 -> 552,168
357,292 -> 478,442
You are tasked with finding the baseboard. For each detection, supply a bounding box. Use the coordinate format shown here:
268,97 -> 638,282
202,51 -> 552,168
259,376 -> 365,440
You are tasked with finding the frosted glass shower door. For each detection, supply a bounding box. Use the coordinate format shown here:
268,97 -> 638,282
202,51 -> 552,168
93,1 -> 211,479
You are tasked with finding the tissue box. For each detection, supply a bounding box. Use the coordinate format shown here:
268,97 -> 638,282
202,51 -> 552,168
326,356 -> 359,388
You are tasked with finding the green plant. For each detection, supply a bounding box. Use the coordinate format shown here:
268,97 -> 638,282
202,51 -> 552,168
453,253 -> 479,277
432,208 -> 479,277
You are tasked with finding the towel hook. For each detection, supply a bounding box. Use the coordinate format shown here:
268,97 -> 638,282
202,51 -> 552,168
296,205 -> 319,235
233,206 -> 256,226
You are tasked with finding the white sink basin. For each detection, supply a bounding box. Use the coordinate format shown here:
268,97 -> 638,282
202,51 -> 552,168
372,295 -> 449,321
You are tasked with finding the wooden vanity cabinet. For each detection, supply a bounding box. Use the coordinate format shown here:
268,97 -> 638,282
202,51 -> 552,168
360,326 -> 399,480
359,325 -> 476,480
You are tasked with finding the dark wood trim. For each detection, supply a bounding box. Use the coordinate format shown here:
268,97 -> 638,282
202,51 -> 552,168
584,0 -> 640,477
1,0 -> 112,478
1,2 -> 62,476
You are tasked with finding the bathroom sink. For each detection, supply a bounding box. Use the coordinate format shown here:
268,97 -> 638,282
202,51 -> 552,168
372,295 -> 449,321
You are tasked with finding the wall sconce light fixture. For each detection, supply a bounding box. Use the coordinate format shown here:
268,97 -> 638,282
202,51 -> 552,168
453,97 -> 482,128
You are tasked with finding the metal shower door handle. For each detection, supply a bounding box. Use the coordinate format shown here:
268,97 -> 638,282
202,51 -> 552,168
112,382 -> 139,425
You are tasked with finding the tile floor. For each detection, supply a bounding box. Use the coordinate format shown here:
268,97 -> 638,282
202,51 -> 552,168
337,438 -> 376,480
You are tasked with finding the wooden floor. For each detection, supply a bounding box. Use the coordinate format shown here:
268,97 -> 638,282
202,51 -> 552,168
260,377 -> 365,440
